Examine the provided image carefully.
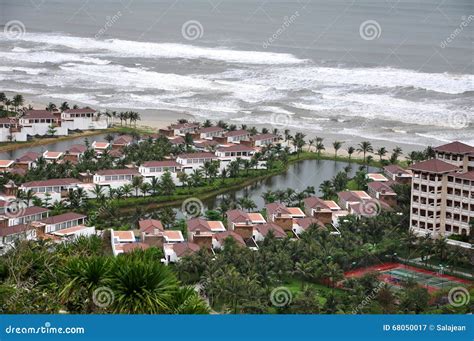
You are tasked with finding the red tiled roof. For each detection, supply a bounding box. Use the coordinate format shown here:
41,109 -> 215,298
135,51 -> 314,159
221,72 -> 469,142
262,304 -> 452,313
23,110 -> 57,119
142,160 -> 180,168
338,191 -> 363,203
67,144 -> 87,154
434,141 -> 474,154
383,164 -> 410,175
96,168 -> 139,176
448,171 -> 474,181
139,219 -> 164,234
198,126 -> 225,134
187,218 -> 212,233
217,144 -> 254,152
226,209 -> 250,223
304,196 -> 331,210
16,152 -> 40,163
41,212 -> 86,225
0,223 -> 33,237
410,159 -> 460,173
63,108 -> 96,114
294,217 -> 325,230
255,223 -> 286,238
214,231 -> 245,246
178,152 -> 217,159
0,117 -> 17,124
113,135 -> 133,145
15,206 -> 50,218
266,202 -> 291,216
22,178 -> 80,188
173,242 -> 200,257
367,181 -> 396,194
224,129 -> 249,137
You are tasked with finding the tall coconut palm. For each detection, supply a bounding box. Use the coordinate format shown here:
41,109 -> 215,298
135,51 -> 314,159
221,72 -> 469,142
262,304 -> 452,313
376,147 -> 387,161
332,141 -> 343,159
357,141 -> 373,164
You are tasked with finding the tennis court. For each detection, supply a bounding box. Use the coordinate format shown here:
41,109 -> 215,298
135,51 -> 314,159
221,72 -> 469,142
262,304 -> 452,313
345,263 -> 471,292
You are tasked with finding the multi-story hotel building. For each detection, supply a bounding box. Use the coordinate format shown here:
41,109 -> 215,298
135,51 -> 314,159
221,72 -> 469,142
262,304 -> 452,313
410,141 -> 474,238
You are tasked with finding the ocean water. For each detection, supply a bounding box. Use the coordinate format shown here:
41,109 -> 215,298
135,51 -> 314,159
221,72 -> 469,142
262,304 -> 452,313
0,0 -> 472,147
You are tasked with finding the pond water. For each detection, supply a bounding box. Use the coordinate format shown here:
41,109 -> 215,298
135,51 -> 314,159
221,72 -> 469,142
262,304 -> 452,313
0,133 -> 108,159
163,159 -> 378,219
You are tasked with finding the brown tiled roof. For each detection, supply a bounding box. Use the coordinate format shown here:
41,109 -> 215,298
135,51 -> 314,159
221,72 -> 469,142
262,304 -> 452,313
448,171 -> 474,181
41,212 -> 86,225
17,206 -> 50,218
16,152 -> 40,163
266,202 -> 291,216
0,117 -> 17,124
113,135 -> 133,145
226,209 -> 250,223
67,144 -> 87,154
139,219 -> 164,234
214,231 -> 245,246
434,141 -> 474,154
142,161 -> 180,168
0,160 -> 14,168
23,110 -> 57,119
367,181 -> 396,194
410,159 -> 460,173
294,217 -> 325,230
96,168 -> 139,176
255,223 -> 286,238
217,144 -> 254,152
173,242 -> 200,257
383,164 -> 410,175
198,126 -> 225,133
22,178 -> 80,188
187,218 -> 212,233
178,152 -> 217,159
304,196 -> 331,210
338,191 -> 363,203
224,129 -> 249,137
0,223 -> 32,237
169,136 -> 185,145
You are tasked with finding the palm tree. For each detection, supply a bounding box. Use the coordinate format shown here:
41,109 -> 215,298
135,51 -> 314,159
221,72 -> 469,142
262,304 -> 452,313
12,94 -> 24,112
315,138 -> 325,157
376,147 -> 387,161
91,184 -> 105,200
333,141 -> 342,159
108,258 -> 178,314
390,146 -> 403,163
319,180 -> 334,200
357,141 -> 373,164
347,146 -> 355,161
132,176 -> 144,197
60,102 -> 70,112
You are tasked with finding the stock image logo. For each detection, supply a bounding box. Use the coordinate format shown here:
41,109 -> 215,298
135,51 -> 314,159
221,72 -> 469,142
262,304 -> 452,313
359,20 -> 381,41
4,20 -> 26,40
270,287 -> 292,307
4,200 -> 27,219
270,113 -> 293,129
181,20 -> 204,41
359,199 -> 381,217
181,197 -> 204,218
92,286 -> 114,308
448,287 -> 470,307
